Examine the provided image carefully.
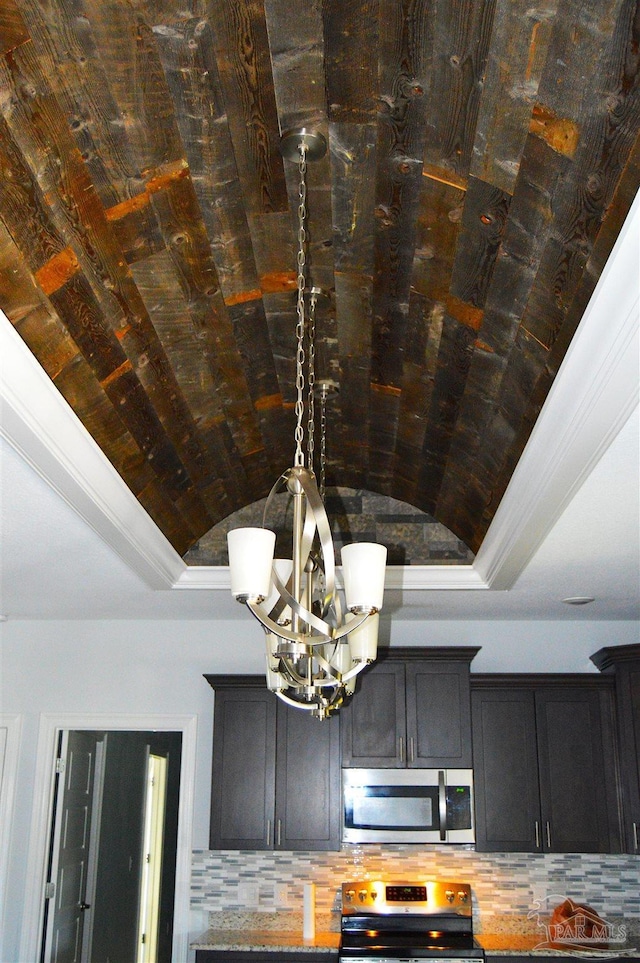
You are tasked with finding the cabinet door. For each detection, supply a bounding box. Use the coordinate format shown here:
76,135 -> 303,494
340,662 -> 406,767
615,661 -> 640,852
275,704 -> 341,850
535,687 -> 613,853
471,688 -> 542,851
209,688 -> 276,849
408,661 -> 473,767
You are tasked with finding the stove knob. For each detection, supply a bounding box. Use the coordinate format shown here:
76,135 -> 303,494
345,889 -> 355,903
370,890 -> 378,901
358,889 -> 368,902
446,890 -> 455,903
458,891 -> 469,903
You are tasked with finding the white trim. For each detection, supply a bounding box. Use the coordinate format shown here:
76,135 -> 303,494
1,192 -> 638,595
0,714 -> 22,963
19,713 -> 197,963
173,562 -> 488,590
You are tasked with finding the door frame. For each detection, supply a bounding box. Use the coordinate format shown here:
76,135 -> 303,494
20,713 -> 197,963
0,714 -> 22,963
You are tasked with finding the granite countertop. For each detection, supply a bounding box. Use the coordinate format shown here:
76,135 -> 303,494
191,913 -> 640,957
190,912 -> 340,952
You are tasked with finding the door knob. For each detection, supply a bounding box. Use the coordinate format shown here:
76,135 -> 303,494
78,901 -> 91,911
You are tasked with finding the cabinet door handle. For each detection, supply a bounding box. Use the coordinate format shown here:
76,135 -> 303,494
276,818 -> 282,847
546,821 -> 551,849
399,736 -> 405,763
535,821 -> 540,849
438,770 -> 447,841
633,822 -> 638,852
266,819 -> 272,847
408,737 -> 415,763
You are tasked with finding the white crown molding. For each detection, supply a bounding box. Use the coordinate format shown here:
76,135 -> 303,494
172,562 -> 488,591
1,191 -> 637,595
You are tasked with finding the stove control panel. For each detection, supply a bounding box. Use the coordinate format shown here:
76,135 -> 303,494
341,880 -> 473,916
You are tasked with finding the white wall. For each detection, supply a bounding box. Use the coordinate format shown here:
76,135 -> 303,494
1,616 -> 639,960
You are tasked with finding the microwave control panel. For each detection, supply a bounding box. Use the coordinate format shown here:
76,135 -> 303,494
341,880 -> 472,916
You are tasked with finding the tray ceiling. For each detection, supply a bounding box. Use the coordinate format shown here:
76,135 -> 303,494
0,0 -> 638,559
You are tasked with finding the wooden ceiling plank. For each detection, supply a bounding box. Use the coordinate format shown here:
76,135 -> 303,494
367,0 -> 436,492
206,0 -> 288,215
15,0 -> 149,210
228,297 -> 288,472
330,121 -> 377,485
330,123 -> 377,275
393,294 -> 444,506
413,313 -> 476,513
81,0 -> 185,174
433,132 -> 568,530
449,175 -> 511,310
0,0 -> 30,55
46,271 -> 212,520
518,0 -> 640,351
469,0 -> 559,195
130,250 -> 253,516
422,0 -> 497,182
264,0 -> 326,129
322,0 -> 380,124
149,14 -> 262,302
410,176 -> 466,303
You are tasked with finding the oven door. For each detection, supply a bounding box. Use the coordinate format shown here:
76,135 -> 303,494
339,934 -> 485,963
342,768 -> 475,843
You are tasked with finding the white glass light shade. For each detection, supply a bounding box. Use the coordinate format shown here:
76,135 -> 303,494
330,639 -> 357,695
341,542 -> 387,611
347,612 -> 379,662
259,558 -> 293,614
227,527 -> 276,600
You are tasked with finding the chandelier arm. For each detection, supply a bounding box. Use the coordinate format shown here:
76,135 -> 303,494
247,600 -> 334,643
275,690 -> 319,712
295,467 -> 336,611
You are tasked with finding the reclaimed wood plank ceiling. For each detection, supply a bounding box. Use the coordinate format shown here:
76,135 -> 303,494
1,0 -> 638,558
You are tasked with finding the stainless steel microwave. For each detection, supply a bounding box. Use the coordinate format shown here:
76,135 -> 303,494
342,768 -> 475,844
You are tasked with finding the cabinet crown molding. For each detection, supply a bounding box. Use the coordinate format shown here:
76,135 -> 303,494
591,644 -> 640,672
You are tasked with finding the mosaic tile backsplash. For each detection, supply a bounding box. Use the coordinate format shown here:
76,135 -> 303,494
191,847 -> 640,926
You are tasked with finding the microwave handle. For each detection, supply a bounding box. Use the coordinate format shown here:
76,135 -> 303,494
438,769 -> 447,841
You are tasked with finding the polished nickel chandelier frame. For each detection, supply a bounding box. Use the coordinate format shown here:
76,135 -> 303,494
227,128 -> 386,719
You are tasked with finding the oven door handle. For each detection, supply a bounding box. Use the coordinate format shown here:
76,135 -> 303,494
438,769 -> 447,841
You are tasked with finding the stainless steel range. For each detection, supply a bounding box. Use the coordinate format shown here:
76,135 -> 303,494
339,880 -> 485,963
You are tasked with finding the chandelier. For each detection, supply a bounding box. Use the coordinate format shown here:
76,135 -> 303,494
227,128 -> 387,719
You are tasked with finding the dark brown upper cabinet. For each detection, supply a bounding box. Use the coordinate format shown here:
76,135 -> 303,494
471,676 -> 621,853
592,644 -> 640,854
341,648 -> 479,768
206,677 -> 340,851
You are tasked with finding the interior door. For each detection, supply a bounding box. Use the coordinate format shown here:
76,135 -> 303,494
44,731 -> 99,963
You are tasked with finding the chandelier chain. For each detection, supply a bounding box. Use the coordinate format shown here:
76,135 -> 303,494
319,384 -> 327,500
307,292 -> 317,472
294,144 -> 308,467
